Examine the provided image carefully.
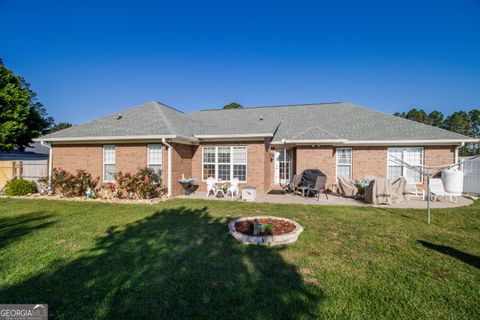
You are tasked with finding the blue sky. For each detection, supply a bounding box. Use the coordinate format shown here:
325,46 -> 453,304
1,0 -> 479,124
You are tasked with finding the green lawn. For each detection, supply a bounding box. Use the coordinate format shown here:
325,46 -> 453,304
0,198 -> 479,319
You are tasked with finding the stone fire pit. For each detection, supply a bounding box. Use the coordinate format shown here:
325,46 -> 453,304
228,216 -> 303,246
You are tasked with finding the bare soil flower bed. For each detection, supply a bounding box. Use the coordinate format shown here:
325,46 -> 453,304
234,218 -> 295,236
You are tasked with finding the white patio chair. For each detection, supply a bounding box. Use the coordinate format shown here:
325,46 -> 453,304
226,178 -> 239,198
405,178 -> 425,200
206,177 -> 217,197
429,178 -> 458,203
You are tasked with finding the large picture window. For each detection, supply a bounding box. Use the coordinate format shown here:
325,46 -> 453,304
336,148 -> 352,179
388,147 -> 423,183
103,145 -> 115,182
148,144 -> 163,174
202,146 -> 247,182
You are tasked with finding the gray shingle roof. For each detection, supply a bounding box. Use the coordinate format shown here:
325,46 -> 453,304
189,102 -> 472,142
40,101 -> 196,139
39,101 -> 475,143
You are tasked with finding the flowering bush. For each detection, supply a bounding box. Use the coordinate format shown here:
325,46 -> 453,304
115,172 -> 137,199
135,167 -> 163,199
47,167 -> 166,200
116,167 -> 166,199
51,168 -> 99,197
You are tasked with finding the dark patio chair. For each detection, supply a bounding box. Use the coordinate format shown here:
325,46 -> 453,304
307,176 -> 328,200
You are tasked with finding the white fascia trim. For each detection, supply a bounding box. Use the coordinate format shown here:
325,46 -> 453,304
194,133 -> 274,139
271,139 -> 347,145
344,139 -> 479,146
34,135 -> 199,143
271,138 -> 478,146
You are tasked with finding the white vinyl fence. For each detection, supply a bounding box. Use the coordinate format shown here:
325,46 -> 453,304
460,156 -> 480,195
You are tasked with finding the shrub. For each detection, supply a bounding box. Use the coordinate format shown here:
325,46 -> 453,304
135,167 -> 163,199
264,223 -> 275,234
115,172 -> 137,199
51,168 -> 99,197
49,167 -> 166,200
114,167 -> 167,199
4,179 -> 38,196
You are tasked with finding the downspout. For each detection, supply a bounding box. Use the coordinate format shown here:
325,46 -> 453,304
454,142 -> 464,164
40,141 -> 53,192
162,138 -> 172,198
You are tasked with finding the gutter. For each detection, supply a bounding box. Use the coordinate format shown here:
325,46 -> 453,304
162,138 -> 172,198
344,139 -> 479,145
194,133 -> 274,139
40,141 -> 53,192
33,135 -> 199,143
274,139 -> 348,145
271,138 -> 478,146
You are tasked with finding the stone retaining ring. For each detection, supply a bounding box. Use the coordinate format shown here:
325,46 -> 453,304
228,216 -> 303,246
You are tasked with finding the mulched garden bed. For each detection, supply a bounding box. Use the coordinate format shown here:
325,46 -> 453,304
234,218 -> 296,236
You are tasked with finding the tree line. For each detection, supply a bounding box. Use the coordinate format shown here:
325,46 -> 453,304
394,108 -> 479,155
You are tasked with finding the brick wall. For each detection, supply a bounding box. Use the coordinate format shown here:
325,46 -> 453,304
51,142 -> 456,197
116,144 -> 147,174
352,146 -> 388,181
264,139 -> 273,191
294,145 -> 455,189
170,143 -> 194,197
295,146 -> 336,188
52,144 -> 103,179
52,143 -> 167,184
424,146 -> 455,179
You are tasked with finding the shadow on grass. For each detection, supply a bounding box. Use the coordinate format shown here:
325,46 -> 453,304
0,211 -> 56,250
0,206 -> 323,319
418,240 -> 480,269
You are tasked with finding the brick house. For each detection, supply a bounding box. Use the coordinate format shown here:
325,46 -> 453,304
36,101 -> 477,197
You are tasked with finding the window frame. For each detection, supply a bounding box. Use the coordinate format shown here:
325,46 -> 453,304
387,147 -> 424,183
103,144 -> 116,182
335,147 -> 353,180
147,144 -> 163,174
201,146 -> 247,182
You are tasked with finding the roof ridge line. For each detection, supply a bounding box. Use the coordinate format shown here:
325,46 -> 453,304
152,101 -> 185,114
190,101 -> 345,113
152,103 -> 177,133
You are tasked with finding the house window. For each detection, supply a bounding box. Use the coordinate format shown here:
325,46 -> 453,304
202,147 -> 216,179
388,147 -> 423,183
202,146 -> 247,181
148,144 -> 162,174
232,147 -> 247,181
103,145 -> 115,182
336,148 -> 352,179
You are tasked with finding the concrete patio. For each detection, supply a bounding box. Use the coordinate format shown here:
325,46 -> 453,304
176,190 -> 473,209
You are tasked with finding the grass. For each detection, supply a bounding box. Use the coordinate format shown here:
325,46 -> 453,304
0,198 -> 479,319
